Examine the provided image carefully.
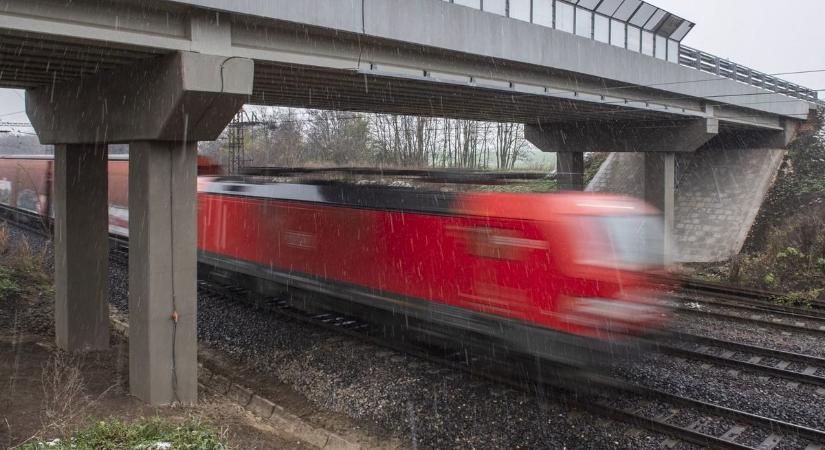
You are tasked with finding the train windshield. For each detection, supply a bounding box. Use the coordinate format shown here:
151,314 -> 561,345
578,215 -> 665,269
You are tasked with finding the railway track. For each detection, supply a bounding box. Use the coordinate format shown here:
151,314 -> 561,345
672,296 -> 825,336
195,280 -> 825,450
5,215 -> 825,449
678,277 -> 825,313
660,332 -> 825,388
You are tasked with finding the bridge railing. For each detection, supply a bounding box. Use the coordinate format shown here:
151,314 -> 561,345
679,45 -> 821,104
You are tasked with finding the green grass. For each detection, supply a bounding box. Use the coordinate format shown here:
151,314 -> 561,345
774,288 -> 824,308
18,418 -> 230,450
474,178 -> 558,193
0,264 -> 22,301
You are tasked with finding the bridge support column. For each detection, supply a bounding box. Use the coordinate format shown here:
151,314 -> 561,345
128,141 -> 198,405
556,152 -> 584,191
53,143 -> 109,352
27,51 -> 253,406
644,153 -> 676,262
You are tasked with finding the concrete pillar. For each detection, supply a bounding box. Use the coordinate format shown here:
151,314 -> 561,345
556,152 -> 585,191
27,50 -> 253,406
53,144 -> 109,351
644,152 -> 676,262
128,141 -> 198,405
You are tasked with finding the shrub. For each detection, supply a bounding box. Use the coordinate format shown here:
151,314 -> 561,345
738,205 -> 825,296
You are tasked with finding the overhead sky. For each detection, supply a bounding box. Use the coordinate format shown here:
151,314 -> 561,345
1,0 -> 823,126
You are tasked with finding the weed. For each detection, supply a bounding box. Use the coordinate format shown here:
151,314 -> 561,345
10,236 -> 48,281
0,265 -> 22,301
774,288 -> 824,308
18,417 -> 230,450
0,223 -> 9,255
40,352 -> 90,438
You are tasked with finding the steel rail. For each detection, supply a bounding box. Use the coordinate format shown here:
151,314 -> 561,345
674,303 -> 825,336
677,294 -> 825,321
656,341 -> 825,388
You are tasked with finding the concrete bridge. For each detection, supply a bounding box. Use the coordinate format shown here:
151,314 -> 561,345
0,0 -> 818,405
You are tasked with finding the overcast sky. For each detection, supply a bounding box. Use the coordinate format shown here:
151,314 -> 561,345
1,0 -> 823,125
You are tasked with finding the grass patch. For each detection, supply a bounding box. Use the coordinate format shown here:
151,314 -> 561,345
474,178 -> 558,193
18,417 -> 230,450
774,288 -> 824,308
0,264 -> 22,301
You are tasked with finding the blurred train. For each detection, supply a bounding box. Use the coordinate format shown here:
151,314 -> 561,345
0,155 -> 669,367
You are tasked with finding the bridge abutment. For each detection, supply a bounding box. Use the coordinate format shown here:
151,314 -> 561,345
26,51 -> 253,406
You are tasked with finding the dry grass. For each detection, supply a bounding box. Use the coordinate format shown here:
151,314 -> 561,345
40,352 -> 90,438
0,224 -> 10,256
9,236 -> 48,282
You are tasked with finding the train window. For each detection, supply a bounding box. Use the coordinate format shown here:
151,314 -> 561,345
0,180 -> 10,205
577,215 -> 664,268
17,190 -> 39,213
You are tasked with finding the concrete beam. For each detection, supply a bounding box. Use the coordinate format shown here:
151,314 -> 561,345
26,52 -> 253,144
53,143 -> 109,351
525,118 -> 719,154
556,152 -> 585,191
129,141 -> 198,406
706,121 -> 799,150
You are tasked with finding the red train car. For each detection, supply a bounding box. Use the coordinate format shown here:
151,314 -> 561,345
198,177 -> 667,365
0,155 -> 669,367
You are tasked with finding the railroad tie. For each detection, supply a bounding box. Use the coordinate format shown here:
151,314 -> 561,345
661,438 -> 679,448
775,361 -> 791,370
803,367 -> 818,375
653,409 -> 679,423
719,425 -> 746,442
756,433 -> 782,450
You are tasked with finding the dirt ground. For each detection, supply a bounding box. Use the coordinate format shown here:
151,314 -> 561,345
0,327 -> 313,450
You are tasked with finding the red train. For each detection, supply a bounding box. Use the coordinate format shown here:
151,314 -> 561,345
0,155 -> 668,367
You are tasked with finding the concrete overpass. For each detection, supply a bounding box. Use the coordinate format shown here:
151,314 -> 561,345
0,0 -> 818,405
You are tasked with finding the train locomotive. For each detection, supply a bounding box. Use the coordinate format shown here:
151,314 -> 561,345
0,155 -> 669,368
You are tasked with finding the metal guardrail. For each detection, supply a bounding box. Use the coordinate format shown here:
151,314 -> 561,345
679,45 -> 822,105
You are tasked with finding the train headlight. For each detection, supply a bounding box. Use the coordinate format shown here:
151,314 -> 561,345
558,296 -> 667,332
574,297 -> 663,322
